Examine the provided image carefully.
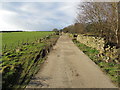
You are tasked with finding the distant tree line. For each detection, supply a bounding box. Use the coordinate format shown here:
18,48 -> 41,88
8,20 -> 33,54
62,2 -> 120,48
1,31 -> 23,33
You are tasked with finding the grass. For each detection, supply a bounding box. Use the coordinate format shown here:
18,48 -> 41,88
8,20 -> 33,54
1,31 -> 59,89
2,31 -> 54,50
73,39 -> 119,87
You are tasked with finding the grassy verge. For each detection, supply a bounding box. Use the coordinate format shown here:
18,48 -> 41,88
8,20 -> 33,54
2,34 -> 59,89
72,39 -> 119,87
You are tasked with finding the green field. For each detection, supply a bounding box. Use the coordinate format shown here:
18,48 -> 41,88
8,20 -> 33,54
2,31 -> 54,51
1,31 -> 59,89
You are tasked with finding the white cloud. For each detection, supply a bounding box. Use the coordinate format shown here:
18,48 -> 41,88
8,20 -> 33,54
0,2 -> 78,31
0,9 -> 25,30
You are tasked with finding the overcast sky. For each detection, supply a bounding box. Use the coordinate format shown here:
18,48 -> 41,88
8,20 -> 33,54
0,2 -> 78,31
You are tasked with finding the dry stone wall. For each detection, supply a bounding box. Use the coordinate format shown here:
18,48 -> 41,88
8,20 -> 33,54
70,33 -> 120,63
77,34 -> 105,53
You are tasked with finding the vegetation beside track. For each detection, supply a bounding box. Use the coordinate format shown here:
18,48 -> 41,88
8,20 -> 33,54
73,39 -> 119,87
1,31 -> 59,89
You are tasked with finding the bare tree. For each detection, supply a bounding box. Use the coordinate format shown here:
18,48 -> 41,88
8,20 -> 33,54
76,2 -> 119,46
